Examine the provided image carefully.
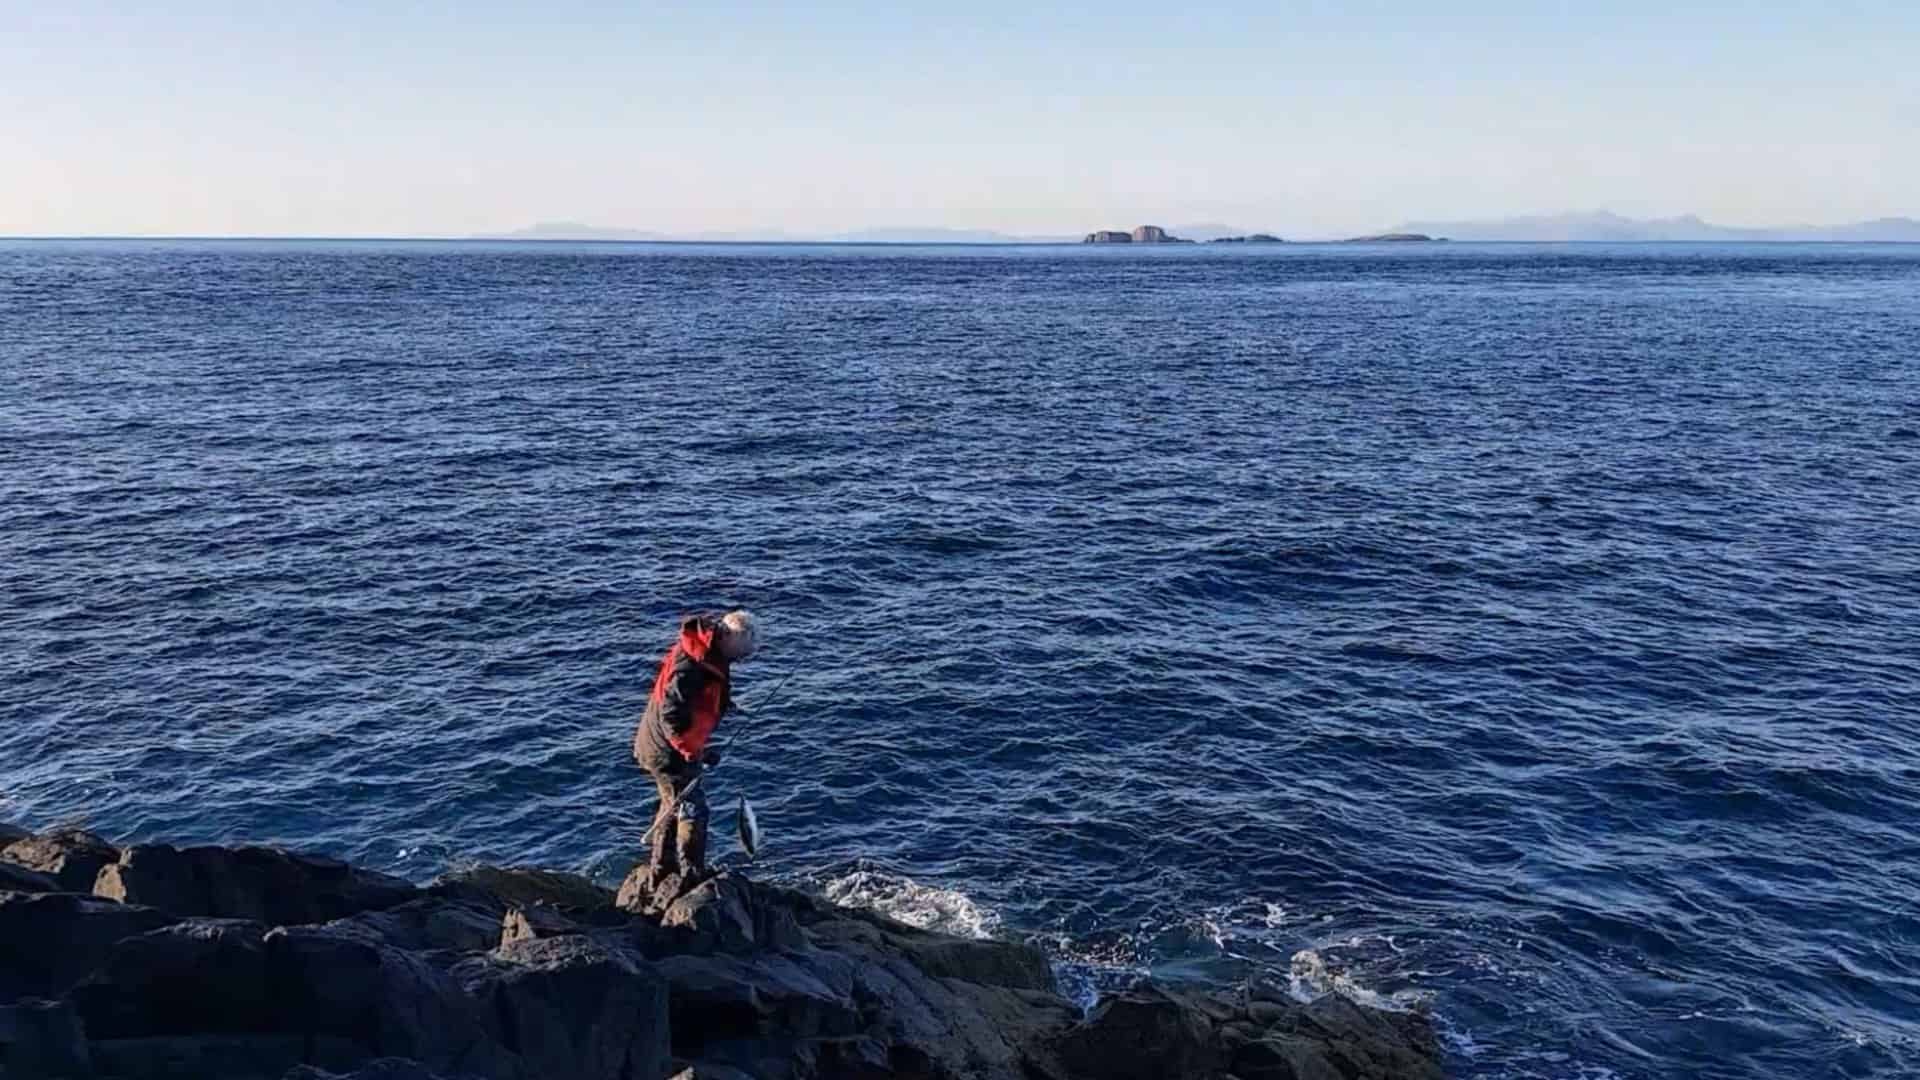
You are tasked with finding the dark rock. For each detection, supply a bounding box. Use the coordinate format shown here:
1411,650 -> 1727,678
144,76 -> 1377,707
284,1058 -> 477,1080
327,895 -> 505,953
1233,1034 -> 1346,1080
691,1034 -> 901,1080
656,952 -> 862,1050
450,934 -> 670,1080
0,823 -> 30,845
885,928 -> 1053,992
800,890 -> 1053,992
0,862 -> 59,893
806,1035 -> 896,1079
500,904 -> 583,947
431,865 -> 613,913
794,919 -> 1077,1080
0,836 -> 1443,1080
615,863 -> 703,918
0,998 -> 92,1076
660,874 -> 777,955
2,827 -> 119,892
69,918 -> 275,1038
666,1064 -> 759,1080
1247,999 -> 1291,1025
0,890 -> 178,1001
96,843 -> 416,925
1266,993 -> 1445,1080
1053,983 -> 1219,1080
262,923 -> 507,1076
88,1033 -> 349,1078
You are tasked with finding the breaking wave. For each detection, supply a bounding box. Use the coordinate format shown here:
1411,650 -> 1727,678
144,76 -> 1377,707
815,867 -> 1003,940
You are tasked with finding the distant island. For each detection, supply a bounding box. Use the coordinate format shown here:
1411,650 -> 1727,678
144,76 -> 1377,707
1082,225 -> 1193,244
476,211 -> 1920,246
1384,210 -> 1920,243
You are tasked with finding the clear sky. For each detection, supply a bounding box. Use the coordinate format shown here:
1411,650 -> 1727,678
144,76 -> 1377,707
3,1 -> 1917,237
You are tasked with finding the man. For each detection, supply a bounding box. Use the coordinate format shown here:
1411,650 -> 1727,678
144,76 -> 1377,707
634,609 -> 758,880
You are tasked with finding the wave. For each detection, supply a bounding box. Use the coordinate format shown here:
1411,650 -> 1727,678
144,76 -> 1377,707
815,867 -> 1002,940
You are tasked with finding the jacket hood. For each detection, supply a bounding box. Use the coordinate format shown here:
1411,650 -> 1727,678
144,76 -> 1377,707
678,615 -> 719,663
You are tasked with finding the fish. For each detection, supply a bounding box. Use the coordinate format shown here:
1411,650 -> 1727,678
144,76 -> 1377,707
735,794 -> 761,861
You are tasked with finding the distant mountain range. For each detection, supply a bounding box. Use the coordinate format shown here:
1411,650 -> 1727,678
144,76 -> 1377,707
483,222 -> 1074,244
485,212 -> 1920,245
1387,210 -> 1920,242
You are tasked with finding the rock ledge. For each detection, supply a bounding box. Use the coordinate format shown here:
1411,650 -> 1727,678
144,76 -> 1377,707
0,825 -> 1444,1079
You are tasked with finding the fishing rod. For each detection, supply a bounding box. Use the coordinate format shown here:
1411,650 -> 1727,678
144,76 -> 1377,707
641,666 -> 797,846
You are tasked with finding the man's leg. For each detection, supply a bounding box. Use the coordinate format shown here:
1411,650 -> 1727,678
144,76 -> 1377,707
673,769 -> 710,877
647,769 -> 680,875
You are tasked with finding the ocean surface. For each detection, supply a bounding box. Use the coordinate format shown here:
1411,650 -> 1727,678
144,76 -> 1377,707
4,239 -> 1918,1079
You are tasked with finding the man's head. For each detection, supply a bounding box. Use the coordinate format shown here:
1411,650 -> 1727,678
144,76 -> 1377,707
717,609 -> 758,661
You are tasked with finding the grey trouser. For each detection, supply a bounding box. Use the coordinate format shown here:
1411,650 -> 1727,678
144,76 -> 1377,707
641,749 -> 707,875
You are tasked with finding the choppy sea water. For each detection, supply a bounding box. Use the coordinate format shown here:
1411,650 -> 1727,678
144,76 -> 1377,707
3,239 -> 1918,1079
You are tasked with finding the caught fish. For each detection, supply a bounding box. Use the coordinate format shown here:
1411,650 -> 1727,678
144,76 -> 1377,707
735,794 -> 761,861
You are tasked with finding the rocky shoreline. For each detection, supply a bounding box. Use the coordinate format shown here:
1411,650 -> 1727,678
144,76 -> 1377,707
0,825 -> 1444,1079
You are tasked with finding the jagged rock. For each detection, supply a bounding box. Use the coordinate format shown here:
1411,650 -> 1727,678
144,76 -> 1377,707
0,998 -> 92,1076
88,1034 -> 358,1078
1231,1034 -> 1346,1080
657,951 -> 863,1051
689,1034 -> 903,1080
667,1064 -> 758,1080
284,1058 -> 477,1080
69,919 -> 276,1038
450,934 -> 670,1080
0,862 -> 59,893
791,919 -> 1077,1080
0,835 -> 1443,1080
431,865 -> 613,913
0,890 -> 178,1001
1053,983 -> 1220,1080
834,911 -> 1055,992
327,895 -> 505,953
657,873 -> 804,956
2,827 -> 119,892
805,1035 -> 896,1079
1248,992 -> 1444,1080
262,923 -> 510,1076
615,863 -> 694,917
499,903 -> 585,947
96,844 -> 416,926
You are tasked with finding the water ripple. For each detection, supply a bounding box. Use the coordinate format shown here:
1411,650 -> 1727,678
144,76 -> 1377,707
3,240 -> 1919,1078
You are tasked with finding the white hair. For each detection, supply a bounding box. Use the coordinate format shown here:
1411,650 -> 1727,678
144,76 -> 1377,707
720,609 -> 758,659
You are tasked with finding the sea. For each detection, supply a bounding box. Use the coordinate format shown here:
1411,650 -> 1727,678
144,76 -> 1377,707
3,239 -> 1917,1079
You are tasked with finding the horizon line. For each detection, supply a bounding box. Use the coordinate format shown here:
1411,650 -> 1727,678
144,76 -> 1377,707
8,234 -> 1920,246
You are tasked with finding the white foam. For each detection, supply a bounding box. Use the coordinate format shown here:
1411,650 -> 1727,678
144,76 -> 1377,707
1287,948 -> 1433,1013
818,868 -> 1001,939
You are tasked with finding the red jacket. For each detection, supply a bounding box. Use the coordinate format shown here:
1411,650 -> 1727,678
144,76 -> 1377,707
640,616 -> 732,761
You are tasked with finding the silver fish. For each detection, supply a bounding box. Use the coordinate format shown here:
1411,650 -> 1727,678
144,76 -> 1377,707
735,794 -> 761,861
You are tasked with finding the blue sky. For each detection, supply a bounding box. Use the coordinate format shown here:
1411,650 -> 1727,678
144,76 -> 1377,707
3,2 -> 1916,236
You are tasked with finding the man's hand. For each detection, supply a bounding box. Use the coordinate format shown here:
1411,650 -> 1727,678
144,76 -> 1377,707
701,747 -> 723,768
